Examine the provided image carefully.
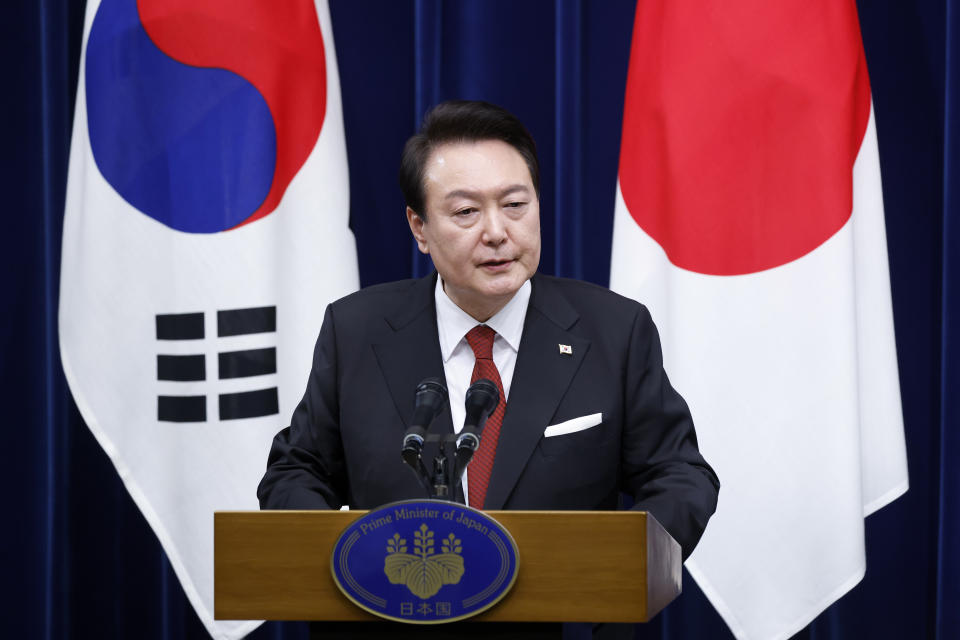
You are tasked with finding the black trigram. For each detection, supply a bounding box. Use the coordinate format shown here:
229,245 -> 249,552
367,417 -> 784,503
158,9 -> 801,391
155,306 -> 279,422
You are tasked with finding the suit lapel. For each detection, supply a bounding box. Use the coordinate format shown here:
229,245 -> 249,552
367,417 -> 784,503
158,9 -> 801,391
483,275 -> 591,509
371,273 -> 455,438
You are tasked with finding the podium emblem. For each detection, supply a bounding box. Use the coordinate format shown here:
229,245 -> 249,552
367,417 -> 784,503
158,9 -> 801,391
331,500 -> 519,624
384,524 -> 465,598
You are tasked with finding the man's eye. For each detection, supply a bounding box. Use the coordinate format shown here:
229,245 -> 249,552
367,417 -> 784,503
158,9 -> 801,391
505,201 -> 526,209
455,208 -> 477,216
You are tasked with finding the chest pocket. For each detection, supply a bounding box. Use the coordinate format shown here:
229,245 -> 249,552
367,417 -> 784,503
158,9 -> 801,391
538,412 -> 607,456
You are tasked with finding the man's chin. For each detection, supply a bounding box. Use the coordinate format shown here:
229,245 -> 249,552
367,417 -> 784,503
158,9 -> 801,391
479,274 -> 528,299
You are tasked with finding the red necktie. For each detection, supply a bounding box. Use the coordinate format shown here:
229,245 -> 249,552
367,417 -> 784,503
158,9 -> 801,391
464,325 -> 506,509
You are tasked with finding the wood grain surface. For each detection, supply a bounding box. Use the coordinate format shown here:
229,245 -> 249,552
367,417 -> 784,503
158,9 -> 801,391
214,510 -> 680,623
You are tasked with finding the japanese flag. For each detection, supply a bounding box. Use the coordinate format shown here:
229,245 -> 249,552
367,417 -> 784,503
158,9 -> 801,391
609,2 -> 908,639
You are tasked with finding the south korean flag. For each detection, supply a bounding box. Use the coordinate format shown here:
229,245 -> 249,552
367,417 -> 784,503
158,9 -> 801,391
59,1 -> 358,638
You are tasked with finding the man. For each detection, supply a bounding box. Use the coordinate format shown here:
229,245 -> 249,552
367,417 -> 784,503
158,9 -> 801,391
258,100 -> 718,561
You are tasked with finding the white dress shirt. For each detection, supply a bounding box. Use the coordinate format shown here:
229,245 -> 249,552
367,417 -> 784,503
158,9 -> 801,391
434,277 -> 531,505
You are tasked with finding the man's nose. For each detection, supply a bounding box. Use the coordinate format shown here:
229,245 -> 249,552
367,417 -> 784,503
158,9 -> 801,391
480,209 -> 507,245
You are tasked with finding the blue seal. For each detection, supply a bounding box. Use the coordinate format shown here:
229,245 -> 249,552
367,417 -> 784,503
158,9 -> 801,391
331,500 -> 519,624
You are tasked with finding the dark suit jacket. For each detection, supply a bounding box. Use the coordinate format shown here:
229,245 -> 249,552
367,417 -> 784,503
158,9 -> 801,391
258,272 -> 719,559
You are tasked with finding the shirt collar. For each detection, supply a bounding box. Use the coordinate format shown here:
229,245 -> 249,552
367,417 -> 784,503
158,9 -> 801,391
435,277 -> 531,362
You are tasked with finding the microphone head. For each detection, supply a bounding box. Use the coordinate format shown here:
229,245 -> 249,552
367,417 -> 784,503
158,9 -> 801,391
415,377 -> 448,409
465,378 -> 499,416
401,377 -> 448,472
416,378 -> 447,403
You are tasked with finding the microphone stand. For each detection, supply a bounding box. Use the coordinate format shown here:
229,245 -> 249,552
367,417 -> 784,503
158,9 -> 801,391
431,415 -> 494,502
401,378 -> 499,503
403,433 -> 461,500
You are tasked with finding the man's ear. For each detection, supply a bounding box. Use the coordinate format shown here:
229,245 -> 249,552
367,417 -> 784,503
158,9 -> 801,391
406,207 -> 430,255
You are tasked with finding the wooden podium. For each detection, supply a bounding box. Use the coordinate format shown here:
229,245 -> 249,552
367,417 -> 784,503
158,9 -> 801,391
214,510 -> 681,623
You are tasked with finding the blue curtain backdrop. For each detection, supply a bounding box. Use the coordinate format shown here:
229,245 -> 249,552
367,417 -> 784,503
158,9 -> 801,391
3,0 -> 957,638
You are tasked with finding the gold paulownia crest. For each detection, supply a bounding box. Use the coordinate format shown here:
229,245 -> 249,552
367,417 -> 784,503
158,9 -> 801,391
384,523 -> 465,599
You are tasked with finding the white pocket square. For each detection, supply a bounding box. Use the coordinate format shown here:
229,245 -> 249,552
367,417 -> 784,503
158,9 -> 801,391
543,413 -> 603,438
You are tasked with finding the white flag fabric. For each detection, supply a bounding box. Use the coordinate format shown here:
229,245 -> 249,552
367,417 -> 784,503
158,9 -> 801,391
609,2 -> 908,639
59,1 -> 357,638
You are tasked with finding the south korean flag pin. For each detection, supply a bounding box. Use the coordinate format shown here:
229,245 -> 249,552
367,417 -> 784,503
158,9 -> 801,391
558,344 -> 573,355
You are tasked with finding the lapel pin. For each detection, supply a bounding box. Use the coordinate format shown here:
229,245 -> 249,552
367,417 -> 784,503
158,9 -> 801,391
558,344 -> 572,355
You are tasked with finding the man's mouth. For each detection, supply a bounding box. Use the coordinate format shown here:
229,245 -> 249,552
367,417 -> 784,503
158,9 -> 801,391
478,258 -> 514,270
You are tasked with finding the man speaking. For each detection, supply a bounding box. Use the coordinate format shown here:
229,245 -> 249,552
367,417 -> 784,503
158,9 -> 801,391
258,101 -> 719,562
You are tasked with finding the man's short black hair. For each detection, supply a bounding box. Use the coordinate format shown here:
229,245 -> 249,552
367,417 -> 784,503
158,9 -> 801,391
398,100 -> 541,219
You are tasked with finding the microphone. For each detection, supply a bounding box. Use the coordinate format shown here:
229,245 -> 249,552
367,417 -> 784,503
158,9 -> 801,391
401,377 -> 448,467
455,378 -> 500,456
